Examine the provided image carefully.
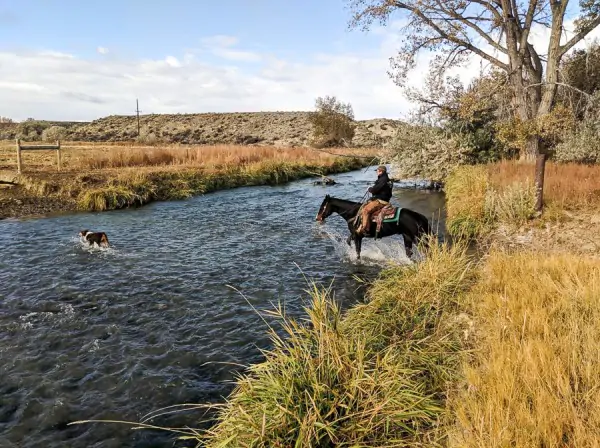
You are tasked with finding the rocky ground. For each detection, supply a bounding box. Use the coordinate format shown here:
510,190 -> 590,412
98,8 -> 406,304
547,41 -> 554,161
0,113 -> 408,148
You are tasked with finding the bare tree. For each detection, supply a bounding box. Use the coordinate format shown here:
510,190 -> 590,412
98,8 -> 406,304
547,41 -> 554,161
347,0 -> 600,211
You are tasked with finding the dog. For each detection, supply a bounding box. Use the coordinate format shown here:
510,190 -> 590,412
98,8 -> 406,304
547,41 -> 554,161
79,229 -> 110,248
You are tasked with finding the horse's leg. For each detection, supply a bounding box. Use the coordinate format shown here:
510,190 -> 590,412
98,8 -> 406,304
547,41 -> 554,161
403,235 -> 414,259
355,236 -> 362,259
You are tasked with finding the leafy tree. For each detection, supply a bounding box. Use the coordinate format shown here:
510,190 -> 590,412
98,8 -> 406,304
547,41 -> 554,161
558,41 -> 600,119
309,95 -> 356,147
347,0 -> 600,210
42,125 -> 67,142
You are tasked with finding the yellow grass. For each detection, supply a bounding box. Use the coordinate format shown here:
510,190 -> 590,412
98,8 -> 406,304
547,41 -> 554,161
0,140 -> 373,173
448,250 -> 600,447
446,160 -> 600,239
0,141 -> 374,212
489,160 -> 600,210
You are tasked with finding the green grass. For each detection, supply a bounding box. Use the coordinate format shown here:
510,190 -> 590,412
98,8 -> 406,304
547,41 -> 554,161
199,238 -> 476,447
75,158 -> 366,211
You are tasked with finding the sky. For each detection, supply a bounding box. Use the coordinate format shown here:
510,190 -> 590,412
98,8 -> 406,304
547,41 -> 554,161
0,0 -> 599,122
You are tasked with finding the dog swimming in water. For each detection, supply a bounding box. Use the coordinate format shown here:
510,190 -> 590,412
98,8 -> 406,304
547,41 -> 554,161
79,229 -> 110,248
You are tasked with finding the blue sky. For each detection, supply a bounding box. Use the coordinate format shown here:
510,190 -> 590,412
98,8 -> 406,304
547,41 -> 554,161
0,1 -> 380,62
0,0 -> 598,122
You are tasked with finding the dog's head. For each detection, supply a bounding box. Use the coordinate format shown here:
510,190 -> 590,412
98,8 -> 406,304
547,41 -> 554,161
79,229 -> 89,237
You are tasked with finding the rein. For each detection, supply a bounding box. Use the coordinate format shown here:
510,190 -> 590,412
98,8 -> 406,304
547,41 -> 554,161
329,197 -> 365,219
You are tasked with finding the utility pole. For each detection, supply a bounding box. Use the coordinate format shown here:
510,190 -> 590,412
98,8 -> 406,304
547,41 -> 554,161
135,99 -> 142,137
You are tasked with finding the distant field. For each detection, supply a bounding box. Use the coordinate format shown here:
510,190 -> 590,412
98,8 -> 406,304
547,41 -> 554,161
0,140 -> 374,173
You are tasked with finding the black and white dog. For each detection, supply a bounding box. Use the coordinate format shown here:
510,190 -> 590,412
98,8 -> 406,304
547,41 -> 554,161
79,229 -> 110,248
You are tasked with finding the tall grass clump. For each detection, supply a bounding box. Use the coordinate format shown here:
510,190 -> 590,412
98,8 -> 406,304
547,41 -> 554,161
446,165 -> 538,240
202,239 -> 476,447
445,166 -> 492,240
487,180 -> 536,225
77,171 -> 157,211
448,250 -> 600,447
343,238 -> 477,402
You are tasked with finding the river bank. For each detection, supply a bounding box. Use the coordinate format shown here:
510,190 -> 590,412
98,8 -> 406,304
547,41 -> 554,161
187,159 -> 600,447
0,143 -> 375,219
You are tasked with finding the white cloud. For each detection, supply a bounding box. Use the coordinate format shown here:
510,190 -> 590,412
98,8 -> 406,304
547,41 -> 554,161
2,22 -> 600,123
97,46 -> 109,55
165,56 -> 181,68
0,32 -> 410,121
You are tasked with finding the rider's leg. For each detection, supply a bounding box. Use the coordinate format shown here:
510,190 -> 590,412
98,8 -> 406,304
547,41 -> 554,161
357,201 -> 381,235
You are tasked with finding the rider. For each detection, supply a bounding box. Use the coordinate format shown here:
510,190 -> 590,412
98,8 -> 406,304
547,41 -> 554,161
355,165 -> 393,235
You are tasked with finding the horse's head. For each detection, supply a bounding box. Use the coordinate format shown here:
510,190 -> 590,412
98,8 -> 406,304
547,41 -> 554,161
316,194 -> 333,223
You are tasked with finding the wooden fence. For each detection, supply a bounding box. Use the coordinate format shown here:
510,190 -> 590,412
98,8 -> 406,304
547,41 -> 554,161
15,138 -> 61,174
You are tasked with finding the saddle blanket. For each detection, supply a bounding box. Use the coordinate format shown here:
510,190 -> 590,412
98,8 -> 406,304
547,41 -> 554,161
372,204 -> 401,223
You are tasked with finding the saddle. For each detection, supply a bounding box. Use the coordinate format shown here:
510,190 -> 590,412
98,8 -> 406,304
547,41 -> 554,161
353,203 -> 402,238
373,204 -> 397,222
373,204 -> 401,236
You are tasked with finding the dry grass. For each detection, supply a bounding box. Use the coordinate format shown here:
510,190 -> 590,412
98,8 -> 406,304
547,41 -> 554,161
0,140 -> 373,173
0,141 -> 374,212
448,250 -> 600,447
445,166 -> 492,240
488,160 -> 600,210
445,160 -> 600,240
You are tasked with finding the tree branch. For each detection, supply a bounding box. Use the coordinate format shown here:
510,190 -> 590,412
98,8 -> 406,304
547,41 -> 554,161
519,0 -> 539,53
470,0 -> 504,23
526,81 -> 593,99
559,16 -> 600,57
392,0 -> 510,70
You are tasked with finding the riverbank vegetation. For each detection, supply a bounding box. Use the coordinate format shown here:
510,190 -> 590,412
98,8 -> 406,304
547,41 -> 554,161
445,161 -> 600,241
0,142 -> 374,216
201,239 -> 476,446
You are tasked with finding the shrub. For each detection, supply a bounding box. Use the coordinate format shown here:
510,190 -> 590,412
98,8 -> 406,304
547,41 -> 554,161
42,125 -> 67,142
136,126 -> 160,145
384,124 -> 473,181
309,95 -> 355,147
554,123 -> 600,164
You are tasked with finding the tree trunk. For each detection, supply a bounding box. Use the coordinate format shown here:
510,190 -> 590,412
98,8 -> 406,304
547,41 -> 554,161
520,135 -> 540,161
534,151 -> 546,213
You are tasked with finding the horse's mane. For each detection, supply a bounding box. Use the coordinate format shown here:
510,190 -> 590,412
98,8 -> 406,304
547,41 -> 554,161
328,196 -> 361,207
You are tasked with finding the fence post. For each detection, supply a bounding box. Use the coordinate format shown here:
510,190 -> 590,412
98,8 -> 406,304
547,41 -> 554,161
56,140 -> 62,171
16,138 -> 22,174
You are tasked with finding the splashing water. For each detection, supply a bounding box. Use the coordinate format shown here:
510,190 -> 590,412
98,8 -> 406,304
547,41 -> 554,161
315,225 -> 413,266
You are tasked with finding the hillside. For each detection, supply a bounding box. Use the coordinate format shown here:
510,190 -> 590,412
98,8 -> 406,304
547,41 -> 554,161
0,112 -> 407,147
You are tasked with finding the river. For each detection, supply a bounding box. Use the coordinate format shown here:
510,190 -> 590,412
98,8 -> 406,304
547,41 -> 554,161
0,167 -> 445,447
